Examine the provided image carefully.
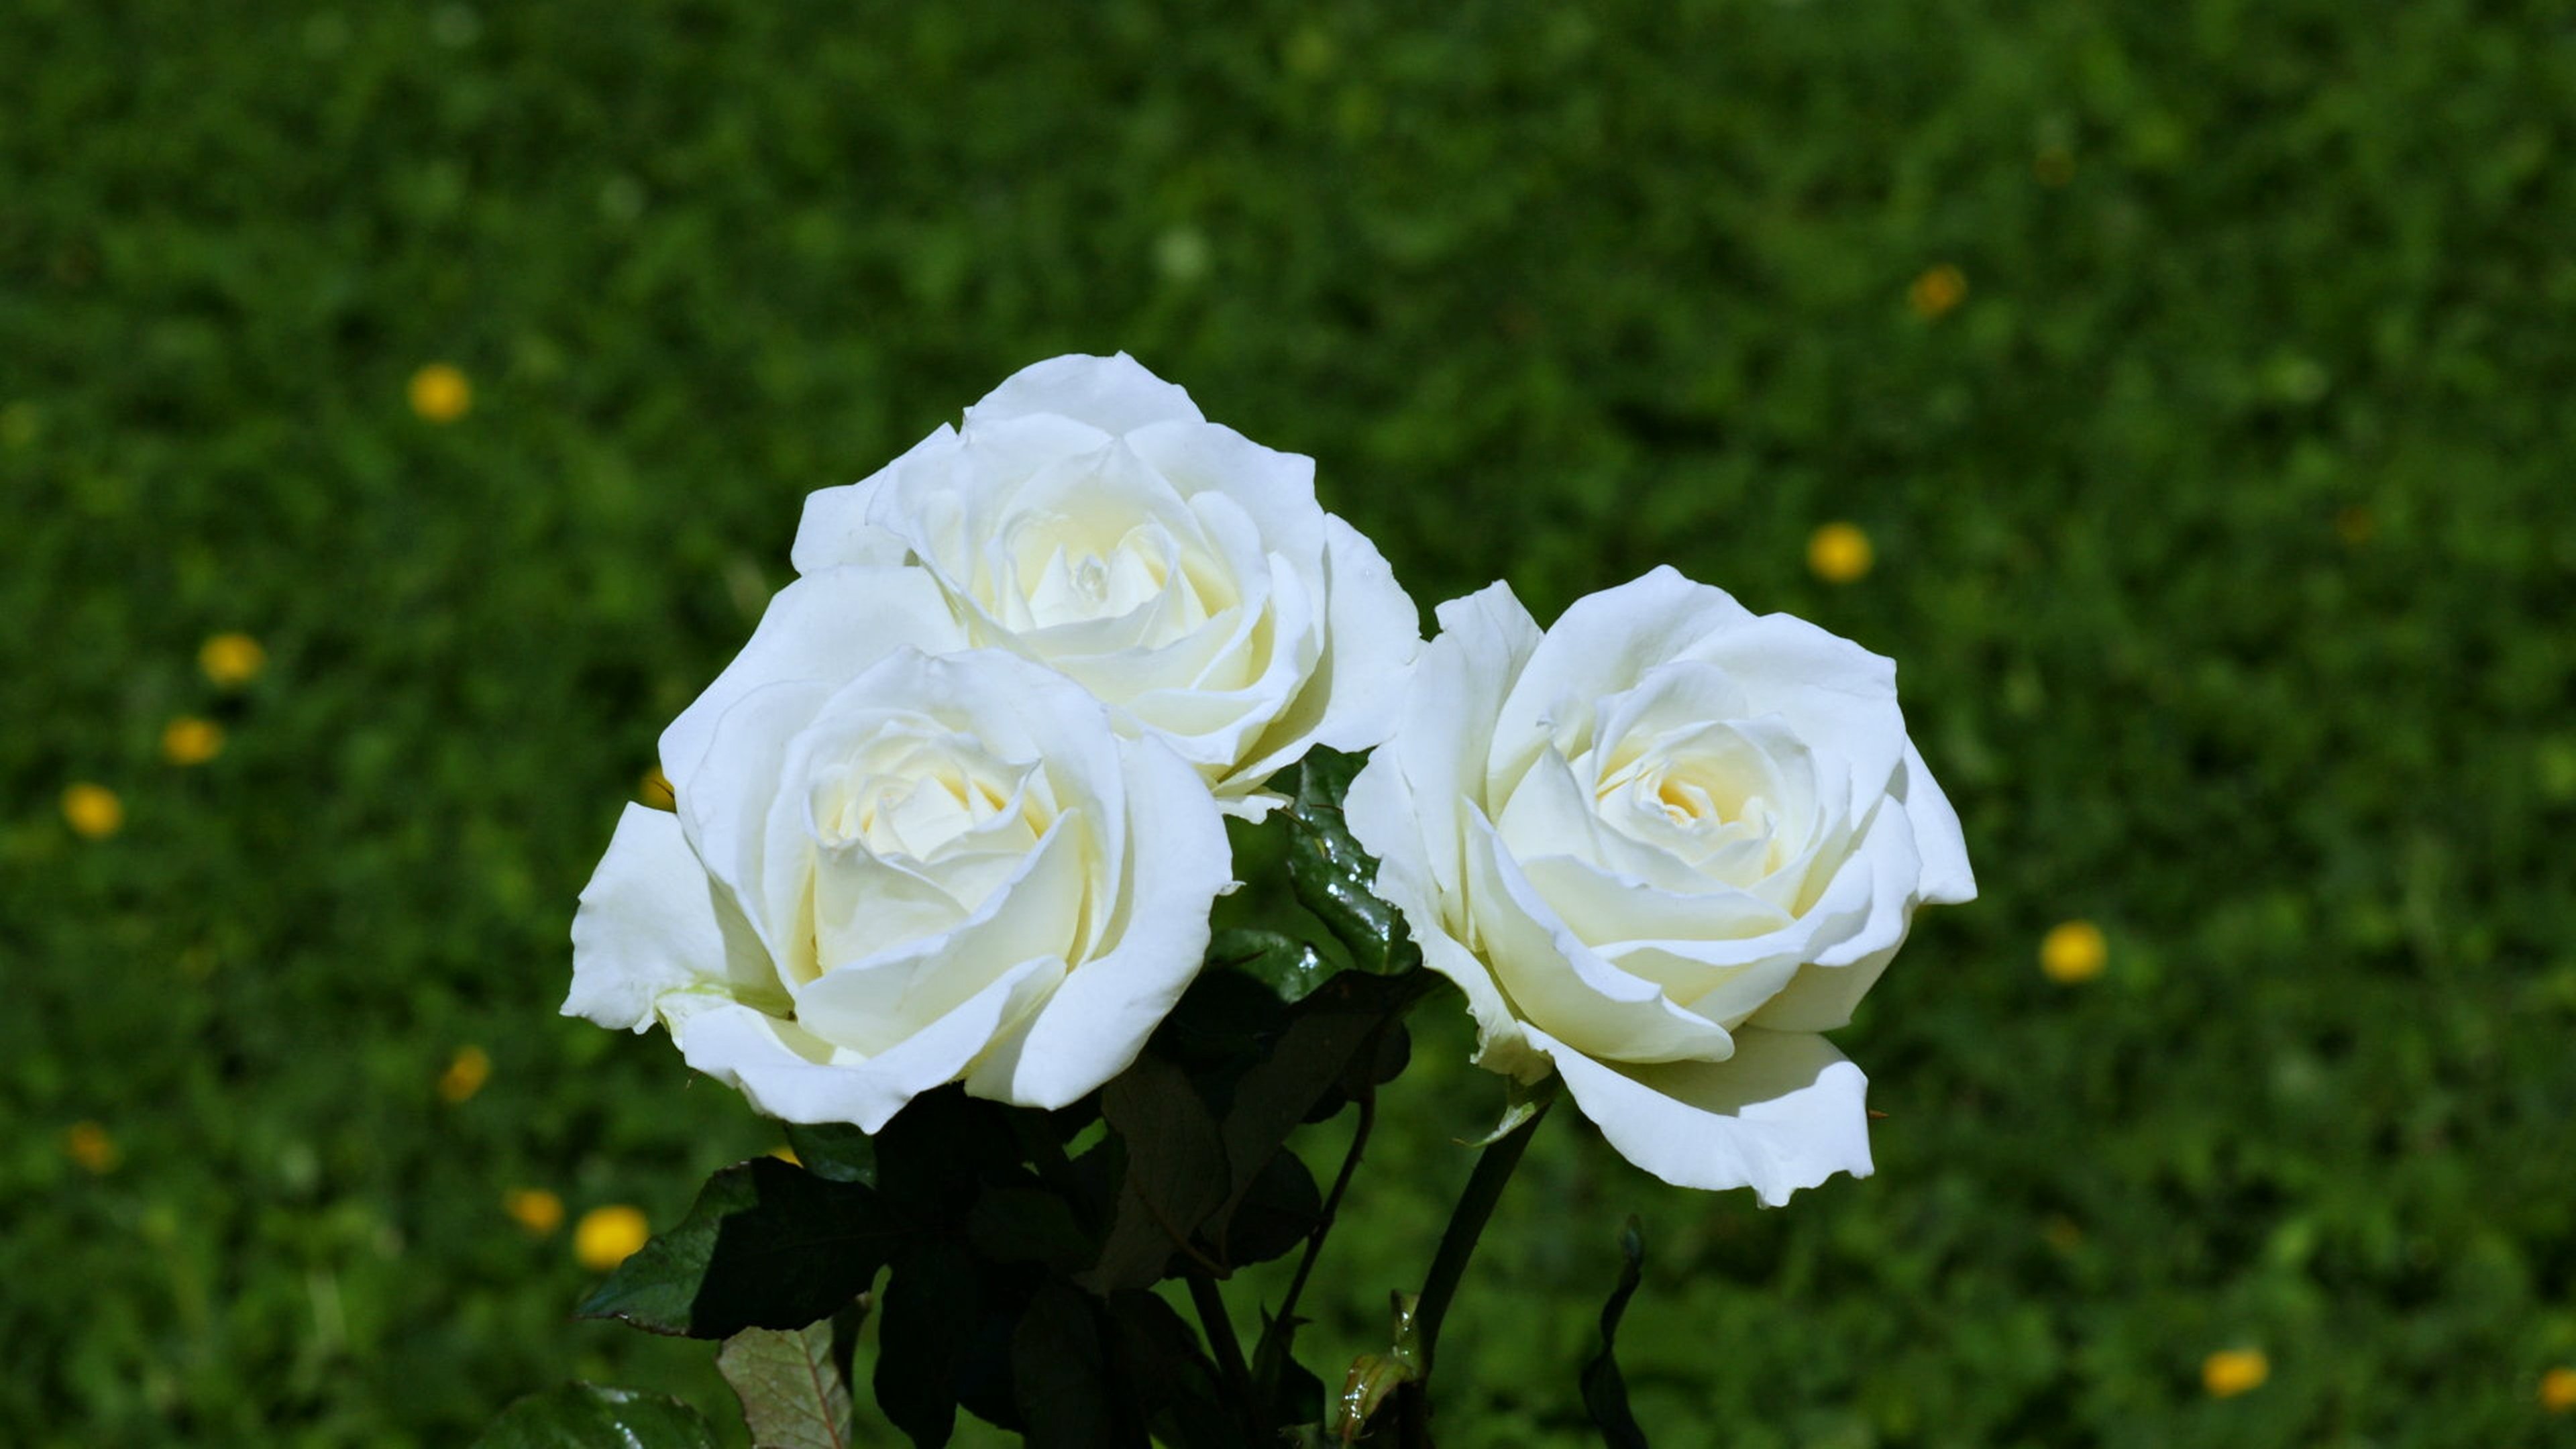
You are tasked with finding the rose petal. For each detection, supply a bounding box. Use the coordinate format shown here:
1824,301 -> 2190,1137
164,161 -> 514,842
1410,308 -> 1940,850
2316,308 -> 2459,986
1535,1024 -> 1874,1205
659,567 -> 966,798
566,804 -> 780,1030
668,958 -> 1063,1132
964,735 -> 1230,1108
1900,739 -> 1977,905
790,425 -> 959,574
1486,567 -> 1756,801
1232,513 -> 1424,784
964,352 -> 1206,435
1464,818 -> 1737,1065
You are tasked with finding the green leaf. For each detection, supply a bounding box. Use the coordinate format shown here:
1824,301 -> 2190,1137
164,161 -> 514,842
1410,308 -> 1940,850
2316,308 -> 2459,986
1103,1291 -> 1236,1448
783,1122 -> 878,1185
1226,1148 -> 1322,1269
1214,973 -> 1427,1246
1084,1053 -> 1230,1291
1010,1283 -> 1124,1449
1205,926 -> 1334,1004
719,1318 -> 855,1449
1579,1217 -> 1651,1449
472,1383 -> 719,1449
1281,747 -> 1419,976
967,1185 -> 1097,1275
578,1157 -> 903,1339
872,1240 -> 981,1449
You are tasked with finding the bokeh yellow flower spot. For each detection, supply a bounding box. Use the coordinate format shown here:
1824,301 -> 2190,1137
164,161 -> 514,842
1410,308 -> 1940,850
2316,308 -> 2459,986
64,1120 -> 121,1174
200,632 -> 267,688
504,1188 -> 566,1236
409,363 -> 473,423
438,1045 -> 492,1104
2543,1366 -> 2576,1413
162,716 -> 225,766
639,763 -> 676,812
62,783 -> 123,839
1910,264 -> 1967,319
2202,1348 -> 2268,1398
575,1204 -> 651,1272
2041,920 -> 2107,984
1807,522 -> 1874,584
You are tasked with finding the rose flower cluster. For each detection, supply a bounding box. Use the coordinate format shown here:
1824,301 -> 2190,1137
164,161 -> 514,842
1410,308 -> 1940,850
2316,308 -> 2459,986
568,354 -> 1972,1203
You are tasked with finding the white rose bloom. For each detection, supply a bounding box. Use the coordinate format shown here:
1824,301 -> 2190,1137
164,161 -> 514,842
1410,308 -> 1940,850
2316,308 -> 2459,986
1344,569 -> 1975,1203
566,566 -> 1232,1130
792,353 -> 1420,816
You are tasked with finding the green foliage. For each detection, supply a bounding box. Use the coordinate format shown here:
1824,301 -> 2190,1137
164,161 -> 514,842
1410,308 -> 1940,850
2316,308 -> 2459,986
7,0 -> 2575,1444
578,1158 -> 901,1340
1283,749 -> 1420,977
474,1384 -> 718,1449
716,1318 -> 859,1449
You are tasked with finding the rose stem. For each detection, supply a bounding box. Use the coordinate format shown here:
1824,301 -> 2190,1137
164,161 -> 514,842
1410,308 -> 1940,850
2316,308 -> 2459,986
1262,1073 -> 1378,1369
1403,1075 -> 1562,1428
1185,1267 -> 1260,1436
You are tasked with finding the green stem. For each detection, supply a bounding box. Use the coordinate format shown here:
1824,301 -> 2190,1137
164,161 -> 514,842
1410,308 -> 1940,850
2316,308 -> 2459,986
1413,1075 -> 1560,1371
1186,1269 -> 1260,1439
1261,1072 -> 1377,1371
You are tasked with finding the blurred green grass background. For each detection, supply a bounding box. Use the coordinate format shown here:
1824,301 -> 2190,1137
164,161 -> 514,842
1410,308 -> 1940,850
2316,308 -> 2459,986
8,0 -> 2576,1444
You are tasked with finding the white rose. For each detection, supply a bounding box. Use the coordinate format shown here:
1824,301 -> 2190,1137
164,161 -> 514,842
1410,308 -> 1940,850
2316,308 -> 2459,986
1344,568 -> 1975,1203
565,566 -> 1232,1130
791,353 -> 1420,815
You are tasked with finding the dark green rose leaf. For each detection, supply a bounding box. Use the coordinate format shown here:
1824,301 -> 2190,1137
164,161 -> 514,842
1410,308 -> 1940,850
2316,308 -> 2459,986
967,1185 -> 1097,1275
472,1383 -> 718,1448
1580,1217 -> 1651,1449
1225,1146 -> 1322,1269
1010,1283 -> 1126,1449
873,1240 -> 983,1449
1085,1053 -> 1230,1291
873,1086 -> 1022,1222
1282,747 -> 1419,976
718,1318 -> 855,1449
1206,927 -> 1334,1004
577,1157 -> 902,1339
783,1122 -> 878,1185
1104,1291 -> 1236,1449
1216,972 -> 1429,1236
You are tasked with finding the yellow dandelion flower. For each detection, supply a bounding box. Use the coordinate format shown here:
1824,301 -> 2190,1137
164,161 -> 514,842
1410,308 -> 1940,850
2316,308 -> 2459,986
504,1187 -> 566,1236
200,633 -> 267,688
1807,522 -> 1874,584
1909,264 -> 1968,319
409,363 -> 473,423
64,1120 -> 121,1174
438,1045 -> 492,1104
62,783 -> 123,840
2543,1366 -> 2576,1413
162,716 -> 225,767
639,763 -> 676,812
2040,920 -> 2107,984
2202,1348 -> 2268,1398
575,1204 -> 652,1272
